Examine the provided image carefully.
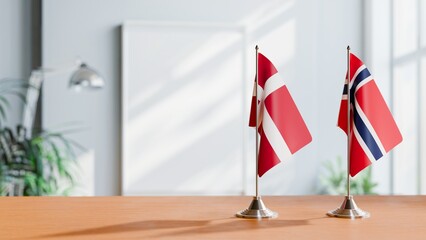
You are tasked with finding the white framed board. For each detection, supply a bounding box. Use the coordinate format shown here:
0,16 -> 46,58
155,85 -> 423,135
121,21 -> 249,195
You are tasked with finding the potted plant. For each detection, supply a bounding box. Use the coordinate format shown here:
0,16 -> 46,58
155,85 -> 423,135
0,78 -> 80,196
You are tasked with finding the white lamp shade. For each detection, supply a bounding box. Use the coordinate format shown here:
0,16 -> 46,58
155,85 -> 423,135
69,63 -> 104,90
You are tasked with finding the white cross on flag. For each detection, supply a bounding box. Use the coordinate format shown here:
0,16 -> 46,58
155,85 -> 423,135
249,53 -> 312,177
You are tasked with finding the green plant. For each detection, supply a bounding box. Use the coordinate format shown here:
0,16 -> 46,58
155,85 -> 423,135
0,125 -> 83,196
0,78 -> 81,196
319,156 -> 378,195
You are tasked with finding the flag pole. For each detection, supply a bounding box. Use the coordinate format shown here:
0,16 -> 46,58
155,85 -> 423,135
255,45 -> 259,198
326,46 -> 369,219
346,45 -> 351,198
236,45 -> 277,219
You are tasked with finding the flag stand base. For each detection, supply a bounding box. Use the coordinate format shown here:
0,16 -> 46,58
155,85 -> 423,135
327,195 -> 370,219
236,196 -> 278,219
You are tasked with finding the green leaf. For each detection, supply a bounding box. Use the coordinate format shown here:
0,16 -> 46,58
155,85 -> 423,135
0,105 -> 7,122
24,173 -> 37,194
0,96 -> 11,108
0,124 -> 79,196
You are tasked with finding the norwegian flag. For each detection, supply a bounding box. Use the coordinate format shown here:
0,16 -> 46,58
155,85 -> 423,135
249,53 -> 312,177
338,53 -> 403,176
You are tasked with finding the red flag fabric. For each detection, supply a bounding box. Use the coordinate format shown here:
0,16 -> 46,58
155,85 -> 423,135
249,53 -> 312,177
337,53 -> 403,176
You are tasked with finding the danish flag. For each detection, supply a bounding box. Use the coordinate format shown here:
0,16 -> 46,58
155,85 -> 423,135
338,53 -> 402,176
249,53 -> 312,177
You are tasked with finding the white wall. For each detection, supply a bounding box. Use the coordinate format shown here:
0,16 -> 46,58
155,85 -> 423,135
42,0 -> 364,195
364,0 -> 393,194
365,0 -> 426,195
0,0 -> 31,127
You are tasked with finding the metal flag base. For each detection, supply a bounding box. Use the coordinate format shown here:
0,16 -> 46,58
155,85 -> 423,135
236,196 -> 278,219
327,195 -> 370,219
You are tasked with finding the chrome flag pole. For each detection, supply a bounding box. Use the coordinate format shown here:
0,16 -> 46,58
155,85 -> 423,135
236,45 -> 277,219
256,44 -> 260,199
327,46 -> 369,219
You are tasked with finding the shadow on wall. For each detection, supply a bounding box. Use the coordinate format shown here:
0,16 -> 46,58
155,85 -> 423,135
122,0 -> 312,196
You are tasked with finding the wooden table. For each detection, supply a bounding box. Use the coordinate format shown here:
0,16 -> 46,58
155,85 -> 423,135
0,196 -> 425,239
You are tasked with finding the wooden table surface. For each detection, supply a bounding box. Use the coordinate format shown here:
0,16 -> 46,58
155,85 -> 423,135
0,196 -> 425,239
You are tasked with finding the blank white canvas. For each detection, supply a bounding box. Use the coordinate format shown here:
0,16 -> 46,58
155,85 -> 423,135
121,22 -> 247,195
